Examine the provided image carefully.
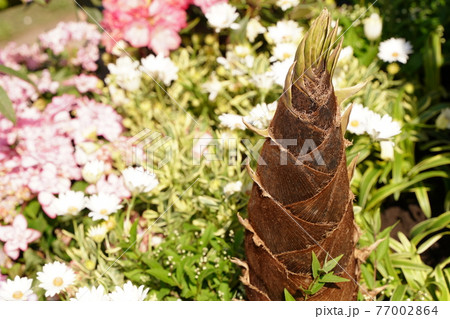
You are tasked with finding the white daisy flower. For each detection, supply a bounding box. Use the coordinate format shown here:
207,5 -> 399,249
108,281 -> 149,301
205,3 -> 240,33
250,71 -> 276,90
271,42 -> 297,62
266,20 -> 303,44
86,193 -> 123,221
218,114 -> 245,130
223,181 -> 243,196
378,38 -> 413,64
71,286 -> 109,301
141,54 -> 178,86
363,13 -> 382,41
337,46 -> 354,65
276,0 -> 299,11
52,191 -> 86,216
380,140 -> 395,161
245,102 -> 278,129
202,73 -> 222,101
246,18 -> 266,42
82,160 -> 105,184
366,113 -> 402,140
87,224 -> 108,243
37,261 -> 76,297
0,276 -> 34,301
107,56 -> 142,91
272,58 -> 294,86
346,103 -> 371,135
122,167 -> 159,195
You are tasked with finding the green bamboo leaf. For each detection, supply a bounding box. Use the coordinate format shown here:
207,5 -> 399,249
0,64 -> 37,89
413,184 -> 431,218
319,273 -> 349,283
147,268 -> 177,286
366,171 -> 448,211
417,232 -> 450,254
407,154 -> 450,177
284,288 -> 296,301
390,285 -> 407,301
410,211 -> 450,243
323,254 -> 344,273
391,259 -> 432,271
358,167 -> 382,207
310,281 -> 325,294
311,252 -> 320,278
0,86 -> 16,124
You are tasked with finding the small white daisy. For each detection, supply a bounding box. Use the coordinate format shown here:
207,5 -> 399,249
366,113 -> 402,140
86,193 -> 123,221
0,276 -> 34,301
346,103 -> 371,135
218,114 -> 245,130
276,0 -> 299,11
52,191 -> 86,216
140,54 -> 178,86
205,3 -> 240,33
271,42 -> 297,62
82,160 -> 105,184
37,261 -> 76,297
70,286 -> 109,301
87,224 -> 108,243
378,38 -> 413,64
250,71 -> 276,90
363,13 -> 382,41
246,18 -> 266,42
244,102 -> 278,129
122,167 -> 159,195
202,73 -> 222,101
108,281 -> 149,301
272,58 -> 294,86
223,181 -> 243,196
266,20 -> 303,44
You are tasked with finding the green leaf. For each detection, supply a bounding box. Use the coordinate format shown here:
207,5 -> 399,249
311,252 -> 320,278
391,259 -> 432,271
390,285 -> 407,301
358,166 -> 382,207
284,288 -> 296,301
366,171 -> 448,211
413,184 -> 431,218
417,232 -> 450,254
147,268 -> 177,286
0,86 -> 16,124
319,273 -> 349,283
323,254 -> 344,273
0,64 -> 37,89
407,154 -> 450,177
310,281 -> 325,294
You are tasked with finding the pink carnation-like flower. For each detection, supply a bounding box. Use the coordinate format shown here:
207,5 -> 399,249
86,174 -> 131,199
0,42 -> 47,70
0,214 -> 40,260
193,0 -> 227,12
63,74 -> 100,94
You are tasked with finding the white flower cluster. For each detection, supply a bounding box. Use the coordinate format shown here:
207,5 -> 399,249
347,103 -> 401,140
205,3 -> 240,33
0,262 -> 151,300
219,101 -> 278,132
107,54 -> 178,93
276,0 -> 300,11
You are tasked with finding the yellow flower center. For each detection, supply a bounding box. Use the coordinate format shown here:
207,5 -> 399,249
67,206 -> 79,214
392,52 -> 399,57
350,120 -> 359,127
53,277 -> 64,287
283,52 -> 291,59
12,291 -> 24,300
100,209 -> 108,215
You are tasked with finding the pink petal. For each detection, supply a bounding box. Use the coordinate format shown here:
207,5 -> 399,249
0,226 -> 13,241
4,243 -> 20,260
12,214 -> 28,230
25,229 -> 41,243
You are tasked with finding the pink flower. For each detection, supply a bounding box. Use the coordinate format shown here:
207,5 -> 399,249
86,174 -> 131,199
63,74 -> 100,94
193,0 -> 227,13
0,215 -> 40,260
31,69 -> 59,94
149,27 -> 181,56
124,20 -> 151,48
